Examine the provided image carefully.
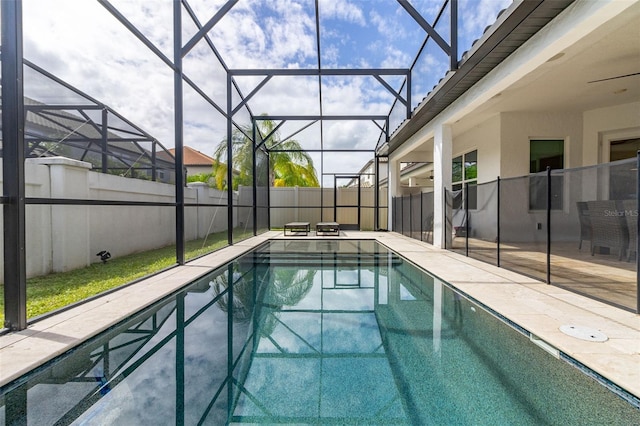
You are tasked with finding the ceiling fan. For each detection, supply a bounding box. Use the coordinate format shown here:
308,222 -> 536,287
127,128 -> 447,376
587,72 -> 640,83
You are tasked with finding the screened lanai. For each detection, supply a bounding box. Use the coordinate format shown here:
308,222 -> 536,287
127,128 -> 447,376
3,0 -> 513,331
4,0 -> 638,334
16,59 -> 176,182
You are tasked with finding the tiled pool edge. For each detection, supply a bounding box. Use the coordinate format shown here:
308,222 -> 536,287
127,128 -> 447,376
451,285 -> 640,410
373,233 -> 640,404
0,232 -> 279,388
408,263 -> 640,410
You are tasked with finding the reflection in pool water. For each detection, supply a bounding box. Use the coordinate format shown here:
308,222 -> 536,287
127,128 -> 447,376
0,240 -> 638,425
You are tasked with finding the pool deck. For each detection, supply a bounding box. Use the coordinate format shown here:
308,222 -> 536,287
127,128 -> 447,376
1,231 -> 639,403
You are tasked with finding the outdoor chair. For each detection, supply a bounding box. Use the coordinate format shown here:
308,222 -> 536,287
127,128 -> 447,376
453,211 -> 468,238
576,201 -> 591,250
622,199 -> 637,262
423,214 -> 434,244
316,222 -> 340,236
587,200 -> 628,261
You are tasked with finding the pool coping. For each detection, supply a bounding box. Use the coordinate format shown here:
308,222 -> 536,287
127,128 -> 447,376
1,231 -> 639,403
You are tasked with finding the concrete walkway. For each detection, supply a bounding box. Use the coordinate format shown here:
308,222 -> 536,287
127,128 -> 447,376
1,231 -> 638,403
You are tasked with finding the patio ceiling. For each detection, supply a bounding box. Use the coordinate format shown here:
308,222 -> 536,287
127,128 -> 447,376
391,0 -> 640,158
386,0 -> 575,154
449,0 -> 640,137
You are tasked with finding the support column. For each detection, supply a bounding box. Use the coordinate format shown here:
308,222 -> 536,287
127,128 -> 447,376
374,156 -> 379,230
173,0 -> 185,264
252,122 -> 257,235
226,74 -> 234,245
387,157 -> 401,231
294,185 -> 299,221
101,108 -> 108,174
2,0 -> 27,330
433,123 -> 452,248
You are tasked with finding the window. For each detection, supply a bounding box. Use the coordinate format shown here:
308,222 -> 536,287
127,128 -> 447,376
452,150 -> 477,210
529,139 -> 563,210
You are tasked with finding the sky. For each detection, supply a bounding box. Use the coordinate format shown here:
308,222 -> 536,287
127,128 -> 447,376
21,0 -> 510,186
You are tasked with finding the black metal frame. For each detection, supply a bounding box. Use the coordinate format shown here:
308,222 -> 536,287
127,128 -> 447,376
2,0 -> 458,331
19,60 -> 176,181
2,0 -> 27,331
334,175 -> 361,230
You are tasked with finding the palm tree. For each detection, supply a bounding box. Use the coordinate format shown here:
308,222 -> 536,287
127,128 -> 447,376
212,116 -> 319,189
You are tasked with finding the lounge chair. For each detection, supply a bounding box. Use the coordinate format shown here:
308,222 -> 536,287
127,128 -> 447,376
284,222 -> 310,236
316,222 -> 340,236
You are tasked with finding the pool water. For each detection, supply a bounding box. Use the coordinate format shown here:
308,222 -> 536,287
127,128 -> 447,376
1,240 -> 638,425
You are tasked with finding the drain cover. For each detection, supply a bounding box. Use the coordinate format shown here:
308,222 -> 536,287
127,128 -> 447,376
559,325 -> 608,342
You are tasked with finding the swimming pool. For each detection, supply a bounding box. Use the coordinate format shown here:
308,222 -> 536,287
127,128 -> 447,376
1,239 -> 638,424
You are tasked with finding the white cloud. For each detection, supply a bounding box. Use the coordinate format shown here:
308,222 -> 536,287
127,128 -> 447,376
323,121 -> 380,152
459,0 -> 512,49
411,0 -> 446,19
20,0 -> 419,184
369,9 -> 407,41
23,0 -> 177,146
318,0 -> 366,26
379,45 -> 413,69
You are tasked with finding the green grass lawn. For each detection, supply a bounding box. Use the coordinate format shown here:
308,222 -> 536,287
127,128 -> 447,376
1,229 -> 256,325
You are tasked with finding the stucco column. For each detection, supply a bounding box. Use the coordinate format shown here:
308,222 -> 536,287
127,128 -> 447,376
31,157 -> 92,272
187,182 -> 207,239
387,157 -> 401,231
433,123 -> 453,248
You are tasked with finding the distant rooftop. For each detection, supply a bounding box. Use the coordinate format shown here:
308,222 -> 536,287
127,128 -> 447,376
168,146 -> 216,167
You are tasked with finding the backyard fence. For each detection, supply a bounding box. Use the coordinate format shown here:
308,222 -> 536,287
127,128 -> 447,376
269,186 -> 388,231
0,158 -> 237,280
1,157 -> 392,281
392,191 -> 435,243
393,157 -> 639,313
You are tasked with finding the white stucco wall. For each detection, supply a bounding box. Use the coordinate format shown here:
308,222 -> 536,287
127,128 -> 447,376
0,159 -> 238,281
268,186 -> 379,230
88,172 -> 178,260
453,114 -> 502,183
583,101 -> 640,166
499,111 -> 583,178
